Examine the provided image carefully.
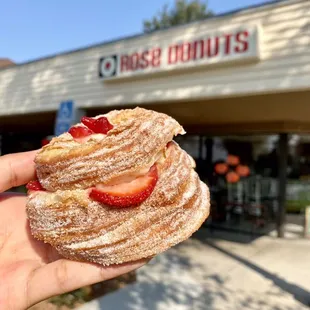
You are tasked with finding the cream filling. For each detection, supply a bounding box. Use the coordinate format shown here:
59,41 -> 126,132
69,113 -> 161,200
73,133 -> 107,143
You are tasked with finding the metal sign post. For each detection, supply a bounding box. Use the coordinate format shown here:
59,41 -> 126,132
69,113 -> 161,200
304,206 -> 310,238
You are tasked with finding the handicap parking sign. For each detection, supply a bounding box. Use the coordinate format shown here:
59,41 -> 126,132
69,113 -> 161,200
54,100 -> 75,136
58,101 -> 73,119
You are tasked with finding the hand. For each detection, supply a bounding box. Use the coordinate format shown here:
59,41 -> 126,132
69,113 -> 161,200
0,151 -> 147,310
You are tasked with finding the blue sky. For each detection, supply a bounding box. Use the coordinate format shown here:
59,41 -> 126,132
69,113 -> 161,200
2,0 -> 268,63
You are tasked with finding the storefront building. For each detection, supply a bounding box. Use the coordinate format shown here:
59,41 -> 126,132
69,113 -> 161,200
0,0 -> 309,236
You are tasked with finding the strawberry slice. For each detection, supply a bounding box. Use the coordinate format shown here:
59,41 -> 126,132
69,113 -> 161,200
81,116 -> 113,134
26,180 -> 46,191
89,165 -> 158,207
80,116 -> 95,129
69,126 -> 93,138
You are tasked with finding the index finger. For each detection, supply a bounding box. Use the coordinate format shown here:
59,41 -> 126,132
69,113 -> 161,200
0,150 -> 38,193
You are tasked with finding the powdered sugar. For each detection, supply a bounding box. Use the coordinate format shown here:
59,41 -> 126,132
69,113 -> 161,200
36,107 -> 184,191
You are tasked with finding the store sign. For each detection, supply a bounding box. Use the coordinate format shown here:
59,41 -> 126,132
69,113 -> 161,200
99,24 -> 261,81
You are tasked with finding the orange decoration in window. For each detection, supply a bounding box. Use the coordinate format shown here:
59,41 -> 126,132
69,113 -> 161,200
214,163 -> 229,175
227,154 -> 240,166
226,171 -> 240,183
236,165 -> 250,177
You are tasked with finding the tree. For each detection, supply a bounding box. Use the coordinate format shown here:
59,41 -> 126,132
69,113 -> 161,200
143,0 -> 213,33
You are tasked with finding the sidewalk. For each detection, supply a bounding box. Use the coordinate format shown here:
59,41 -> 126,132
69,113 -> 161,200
78,229 -> 310,310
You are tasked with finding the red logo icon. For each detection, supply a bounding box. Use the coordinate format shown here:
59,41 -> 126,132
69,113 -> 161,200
99,55 -> 117,78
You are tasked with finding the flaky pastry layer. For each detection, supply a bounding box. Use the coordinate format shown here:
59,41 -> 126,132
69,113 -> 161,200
35,107 -> 185,191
